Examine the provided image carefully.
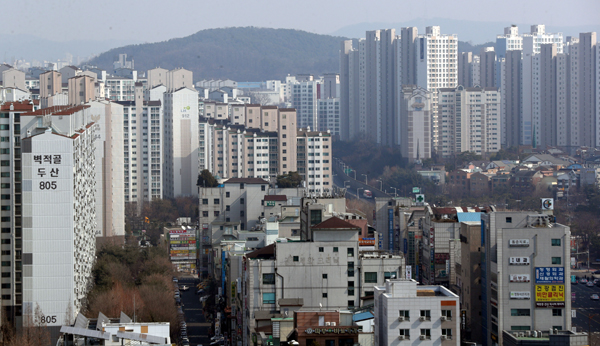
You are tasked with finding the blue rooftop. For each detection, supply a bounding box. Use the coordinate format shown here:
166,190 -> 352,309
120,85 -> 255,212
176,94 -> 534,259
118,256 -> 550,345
457,212 -> 482,223
353,312 -> 374,322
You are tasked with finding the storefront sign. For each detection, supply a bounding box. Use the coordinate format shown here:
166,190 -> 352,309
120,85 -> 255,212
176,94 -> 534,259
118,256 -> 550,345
509,239 -> 530,247
509,257 -> 530,265
509,274 -> 530,282
510,291 -> 531,299
305,327 -> 361,335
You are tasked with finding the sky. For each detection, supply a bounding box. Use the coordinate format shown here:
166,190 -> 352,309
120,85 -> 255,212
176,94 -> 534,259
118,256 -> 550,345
10,0 -> 600,42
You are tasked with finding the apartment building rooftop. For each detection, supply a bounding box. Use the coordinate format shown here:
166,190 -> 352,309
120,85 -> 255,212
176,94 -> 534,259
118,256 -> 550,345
22,104 -> 89,116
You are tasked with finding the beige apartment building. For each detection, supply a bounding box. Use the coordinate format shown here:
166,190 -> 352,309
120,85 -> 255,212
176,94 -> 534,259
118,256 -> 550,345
199,105 -> 332,194
68,75 -> 96,105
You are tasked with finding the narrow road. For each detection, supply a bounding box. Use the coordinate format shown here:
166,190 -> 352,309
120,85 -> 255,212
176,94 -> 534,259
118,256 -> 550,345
179,277 -> 211,345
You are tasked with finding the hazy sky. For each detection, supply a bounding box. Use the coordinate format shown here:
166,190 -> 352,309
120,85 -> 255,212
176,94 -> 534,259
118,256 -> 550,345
12,0 -> 600,42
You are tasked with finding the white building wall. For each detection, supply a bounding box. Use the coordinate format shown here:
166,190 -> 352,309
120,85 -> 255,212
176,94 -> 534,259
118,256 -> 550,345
165,87 -> 199,197
22,128 -> 96,326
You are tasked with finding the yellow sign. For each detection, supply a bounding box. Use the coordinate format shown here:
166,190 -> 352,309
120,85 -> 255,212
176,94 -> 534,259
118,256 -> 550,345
535,285 -> 565,301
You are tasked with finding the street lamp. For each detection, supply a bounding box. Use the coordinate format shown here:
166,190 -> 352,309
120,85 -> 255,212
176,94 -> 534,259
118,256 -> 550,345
376,179 -> 383,191
352,170 -> 357,180
361,174 -> 368,185
391,187 -> 397,197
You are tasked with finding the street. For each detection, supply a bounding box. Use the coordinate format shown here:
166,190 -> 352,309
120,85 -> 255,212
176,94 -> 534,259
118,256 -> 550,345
179,277 -> 211,346
332,158 -> 391,199
571,282 -> 600,334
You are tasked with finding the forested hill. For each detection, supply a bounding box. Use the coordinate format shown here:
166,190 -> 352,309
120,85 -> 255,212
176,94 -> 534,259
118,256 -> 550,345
84,27 -> 346,81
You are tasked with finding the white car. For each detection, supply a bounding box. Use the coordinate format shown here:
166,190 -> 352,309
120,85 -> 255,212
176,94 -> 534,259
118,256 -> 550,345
587,281 -> 595,287
591,294 -> 599,300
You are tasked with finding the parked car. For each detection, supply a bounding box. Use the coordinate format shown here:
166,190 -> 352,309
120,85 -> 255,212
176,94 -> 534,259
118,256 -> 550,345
591,294 -> 599,300
581,279 -> 588,284
593,270 -> 600,274
587,281 -> 595,287
173,277 -> 179,283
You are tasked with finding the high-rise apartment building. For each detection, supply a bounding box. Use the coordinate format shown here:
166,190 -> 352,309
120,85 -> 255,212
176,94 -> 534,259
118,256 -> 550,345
339,39 -> 366,141
163,86 -> 199,197
481,212 -> 571,346
438,86 -> 501,157
501,50 -> 523,148
289,77 -> 319,130
480,47 -> 497,88
416,26 -> 459,151
399,85 -> 432,162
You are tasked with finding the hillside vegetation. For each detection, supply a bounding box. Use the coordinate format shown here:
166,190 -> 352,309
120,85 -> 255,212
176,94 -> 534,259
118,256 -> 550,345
85,27 -> 346,81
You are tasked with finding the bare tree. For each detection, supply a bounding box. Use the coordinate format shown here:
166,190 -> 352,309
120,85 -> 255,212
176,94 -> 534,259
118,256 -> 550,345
246,90 -> 273,105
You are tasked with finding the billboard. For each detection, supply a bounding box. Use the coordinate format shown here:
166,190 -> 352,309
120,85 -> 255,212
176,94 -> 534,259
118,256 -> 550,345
535,285 -> 565,307
535,267 -> 565,283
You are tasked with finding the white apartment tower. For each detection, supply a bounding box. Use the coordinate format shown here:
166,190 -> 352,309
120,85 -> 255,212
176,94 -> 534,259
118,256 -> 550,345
399,85 -> 432,162
416,26 -> 459,152
164,86 -> 199,197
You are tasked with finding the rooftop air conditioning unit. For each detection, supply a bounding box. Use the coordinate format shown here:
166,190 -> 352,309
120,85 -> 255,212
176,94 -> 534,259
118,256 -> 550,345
398,316 -> 405,322
325,322 -> 331,326
441,335 -> 448,340
331,322 -> 336,326
420,335 -> 427,340
398,335 -> 405,340
420,316 -> 427,321
441,316 -> 447,321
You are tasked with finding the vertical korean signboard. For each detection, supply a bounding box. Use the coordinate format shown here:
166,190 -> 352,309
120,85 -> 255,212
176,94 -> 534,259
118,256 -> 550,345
388,209 -> 394,251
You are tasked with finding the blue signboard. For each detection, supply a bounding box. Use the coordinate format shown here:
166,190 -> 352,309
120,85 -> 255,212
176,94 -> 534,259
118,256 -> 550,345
388,209 -> 394,251
535,267 -> 564,283
404,239 -> 408,254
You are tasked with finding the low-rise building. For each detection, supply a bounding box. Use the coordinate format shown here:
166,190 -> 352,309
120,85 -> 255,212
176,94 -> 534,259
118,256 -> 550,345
374,279 -> 460,346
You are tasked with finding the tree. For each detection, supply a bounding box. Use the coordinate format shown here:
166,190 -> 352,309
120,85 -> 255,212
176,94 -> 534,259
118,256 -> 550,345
197,169 -> 218,187
276,172 -> 303,188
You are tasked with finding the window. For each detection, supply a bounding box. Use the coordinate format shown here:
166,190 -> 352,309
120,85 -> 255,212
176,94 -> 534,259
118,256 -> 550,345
319,247 -> 324,252
552,239 -> 561,246
226,191 -> 230,198
441,310 -> 452,320
348,281 -> 354,296
364,272 -> 377,283
1,272 -> 9,277
333,247 -> 338,252
202,211 -> 208,217
0,239 -> 10,244
261,185 -> 266,191
263,273 -> 275,285
214,211 -> 219,217
310,209 -> 322,225
240,198 -> 245,205
553,326 -> 563,331
384,272 -> 397,280
420,329 -> 431,339
262,292 -> 275,304
506,217 -> 512,223
348,300 -> 355,307
399,329 -> 410,339
347,248 -> 354,257
214,198 -> 220,204
322,293 -> 328,298
293,256 -> 299,262
511,326 -> 531,331
322,274 -> 328,279
552,309 -> 562,316
511,309 -> 530,316
420,310 -> 431,320
442,329 -> 452,339
399,310 -> 410,320
202,199 -> 208,205
226,205 -> 230,211
552,257 -> 562,265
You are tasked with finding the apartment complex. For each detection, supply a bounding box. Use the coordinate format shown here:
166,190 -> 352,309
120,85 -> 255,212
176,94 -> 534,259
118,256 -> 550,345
199,105 -> 332,194
481,212 -> 571,346
374,279 -> 460,346
399,85 -> 432,162
340,26 -> 457,151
